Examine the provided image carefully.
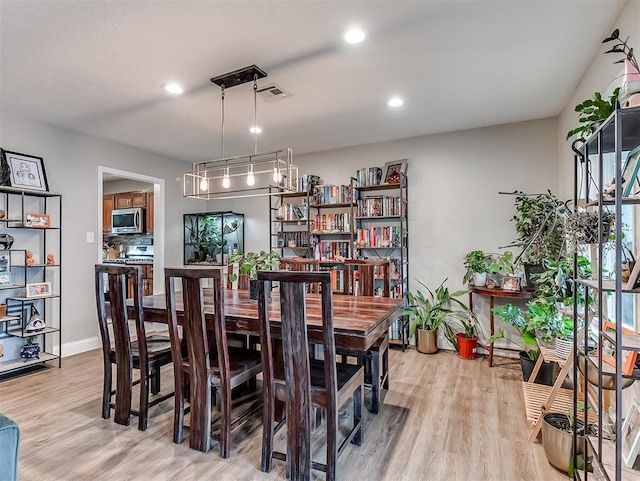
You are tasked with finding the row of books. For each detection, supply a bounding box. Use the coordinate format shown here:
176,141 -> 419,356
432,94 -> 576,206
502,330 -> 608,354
320,267 -> 345,292
356,196 -> 403,217
355,226 -> 402,248
312,241 -> 352,261
277,230 -> 310,248
311,213 -> 351,233
355,167 -> 383,187
298,174 -> 320,193
279,203 -> 309,221
312,184 -> 355,205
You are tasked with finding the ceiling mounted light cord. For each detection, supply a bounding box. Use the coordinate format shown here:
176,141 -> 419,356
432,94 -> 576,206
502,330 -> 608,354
248,75 -> 258,186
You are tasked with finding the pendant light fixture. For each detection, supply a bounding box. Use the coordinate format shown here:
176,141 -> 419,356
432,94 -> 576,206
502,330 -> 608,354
183,65 -> 299,200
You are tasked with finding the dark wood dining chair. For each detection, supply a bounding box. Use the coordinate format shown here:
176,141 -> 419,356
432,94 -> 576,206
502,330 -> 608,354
339,259 -> 391,413
165,267 -> 262,456
94,264 -> 173,431
257,270 -> 364,481
280,257 -> 321,293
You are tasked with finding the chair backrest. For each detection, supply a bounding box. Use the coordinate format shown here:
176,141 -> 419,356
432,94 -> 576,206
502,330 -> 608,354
95,264 -> 149,370
257,270 -> 338,450
226,263 -> 250,290
280,257 -> 321,293
343,259 -> 390,297
164,267 -> 229,397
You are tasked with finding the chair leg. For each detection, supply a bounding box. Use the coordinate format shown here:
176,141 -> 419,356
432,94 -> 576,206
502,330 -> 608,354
382,345 -> 389,390
352,385 -> 363,446
102,362 -> 112,420
261,396 -> 275,472
219,385 -> 232,458
138,367 -> 149,431
173,380 -> 186,444
369,352 -> 380,414
150,364 -> 161,395
325,403 -> 338,481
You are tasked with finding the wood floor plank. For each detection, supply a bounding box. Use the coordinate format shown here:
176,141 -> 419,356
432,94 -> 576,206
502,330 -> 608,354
0,348 -> 568,480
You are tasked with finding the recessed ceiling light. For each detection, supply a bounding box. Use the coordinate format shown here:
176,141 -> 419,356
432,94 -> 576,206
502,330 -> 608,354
387,97 -> 404,107
161,82 -> 184,95
343,27 -> 366,44
249,126 -> 262,134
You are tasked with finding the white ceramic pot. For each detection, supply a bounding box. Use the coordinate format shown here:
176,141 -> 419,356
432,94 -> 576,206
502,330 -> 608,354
473,272 -> 487,287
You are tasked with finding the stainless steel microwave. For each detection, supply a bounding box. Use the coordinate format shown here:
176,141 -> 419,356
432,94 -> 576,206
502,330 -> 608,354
111,207 -> 145,234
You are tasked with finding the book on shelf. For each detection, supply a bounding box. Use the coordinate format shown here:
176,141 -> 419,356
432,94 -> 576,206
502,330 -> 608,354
311,212 -> 351,232
313,184 -> 354,205
355,226 -> 401,248
356,196 -> 402,217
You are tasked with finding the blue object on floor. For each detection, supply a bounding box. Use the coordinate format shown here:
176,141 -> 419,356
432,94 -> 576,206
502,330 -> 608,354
0,413 -> 20,481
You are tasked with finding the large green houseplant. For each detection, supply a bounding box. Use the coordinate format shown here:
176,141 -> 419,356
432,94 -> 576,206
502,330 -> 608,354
405,279 -> 468,354
228,250 -> 281,299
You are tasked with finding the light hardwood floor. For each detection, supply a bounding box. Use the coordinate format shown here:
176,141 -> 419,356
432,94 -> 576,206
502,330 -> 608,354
1,348 -> 568,481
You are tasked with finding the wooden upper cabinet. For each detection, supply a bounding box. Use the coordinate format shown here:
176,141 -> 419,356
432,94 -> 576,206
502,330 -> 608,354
146,193 -> 154,234
114,192 -> 147,209
103,194 -> 115,233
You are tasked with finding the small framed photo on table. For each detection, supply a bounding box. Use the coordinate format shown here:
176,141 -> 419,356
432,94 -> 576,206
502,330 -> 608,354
2,150 -> 49,192
26,282 -> 51,298
501,275 -> 521,292
622,400 -> 640,467
25,213 -> 50,228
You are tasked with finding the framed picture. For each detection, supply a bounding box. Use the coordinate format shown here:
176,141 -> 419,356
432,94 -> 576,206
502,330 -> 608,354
0,272 -> 12,287
24,213 -> 50,228
622,400 -> 640,467
292,206 -> 305,220
383,159 -> 407,184
501,275 -> 521,292
26,282 -> 51,298
2,150 -> 49,192
622,145 -> 640,197
598,321 -> 639,375
0,253 -> 10,272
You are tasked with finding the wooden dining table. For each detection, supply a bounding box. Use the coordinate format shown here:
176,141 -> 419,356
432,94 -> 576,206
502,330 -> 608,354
133,288 -> 404,456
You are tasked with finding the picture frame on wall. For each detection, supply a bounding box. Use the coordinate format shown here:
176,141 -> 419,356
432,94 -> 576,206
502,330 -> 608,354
598,321 -> 640,375
383,159 -> 407,184
2,150 -> 49,192
622,400 -> 640,467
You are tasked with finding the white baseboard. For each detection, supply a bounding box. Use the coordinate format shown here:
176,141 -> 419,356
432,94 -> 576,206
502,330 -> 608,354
56,336 -> 101,358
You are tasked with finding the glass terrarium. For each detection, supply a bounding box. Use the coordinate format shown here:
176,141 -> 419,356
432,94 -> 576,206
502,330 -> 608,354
183,211 -> 244,265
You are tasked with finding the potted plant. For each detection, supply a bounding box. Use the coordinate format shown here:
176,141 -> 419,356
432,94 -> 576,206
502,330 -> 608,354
463,250 -> 492,286
228,250 -> 281,300
449,313 -> 478,360
566,88 -> 620,140
20,335 -> 40,359
186,214 -> 225,263
405,279 -> 468,354
564,211 -> 615,252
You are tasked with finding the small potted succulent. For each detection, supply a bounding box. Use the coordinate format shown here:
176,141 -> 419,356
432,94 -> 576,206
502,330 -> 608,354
20,335 -> 40,359
228,250 -> 281,300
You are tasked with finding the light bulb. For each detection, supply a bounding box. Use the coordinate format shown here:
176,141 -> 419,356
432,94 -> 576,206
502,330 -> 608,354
247,165 -> 255,186
199,177 -> 208,190
222,168 -> 230,189
273,165 -> 282,183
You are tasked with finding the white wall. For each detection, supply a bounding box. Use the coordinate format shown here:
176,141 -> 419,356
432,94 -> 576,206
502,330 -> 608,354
0,110 -> 204,355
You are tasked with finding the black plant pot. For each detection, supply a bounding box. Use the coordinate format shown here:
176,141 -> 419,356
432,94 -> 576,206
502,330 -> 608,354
249,279 -> 259,300
520,351 -> 554,385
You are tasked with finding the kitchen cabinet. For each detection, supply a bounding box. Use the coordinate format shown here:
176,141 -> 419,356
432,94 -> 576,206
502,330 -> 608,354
126,264 -> 154,297
103,194 -> 114,234
114,191 -> 147,209
146,193 -> 154,234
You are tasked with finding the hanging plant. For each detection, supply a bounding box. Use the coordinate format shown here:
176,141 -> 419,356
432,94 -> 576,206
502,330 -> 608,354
564,211 -> 615,252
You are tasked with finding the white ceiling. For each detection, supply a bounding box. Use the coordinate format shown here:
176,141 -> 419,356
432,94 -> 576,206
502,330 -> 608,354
0,0 -> 626,163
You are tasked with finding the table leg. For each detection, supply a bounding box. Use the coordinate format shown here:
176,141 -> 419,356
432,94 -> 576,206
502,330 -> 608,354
488,296 -> 495,367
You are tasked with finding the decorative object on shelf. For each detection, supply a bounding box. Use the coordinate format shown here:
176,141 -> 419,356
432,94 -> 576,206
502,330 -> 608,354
0,253 -> 9,272
501,275 -> 521,292
0,304 -> 7,318
20,336 -> 40,359
621,400 -> 640,468
24,213 -> 50,228
26,306 -> 45,332
0,272 -> 12,287
26,281 -> 51,298
2,150 -> 49,191
183,65 -> 298,200
228,250 -> 281,300
598,321 -> 639,375
0,234 -> 14,250
602,28 -> 640,107
382,159 -> 407,184
0,343 -> 3,357
46,253 -> 55,265
0,209 -> 5,219
0,148 -> 11,186
621,145 -> 640,197
25,250 -> 34,266
565,88 -> 620,141
564,211 -> 614,252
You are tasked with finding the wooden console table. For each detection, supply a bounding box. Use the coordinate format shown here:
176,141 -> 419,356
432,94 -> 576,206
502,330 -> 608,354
468,285 -> 535,367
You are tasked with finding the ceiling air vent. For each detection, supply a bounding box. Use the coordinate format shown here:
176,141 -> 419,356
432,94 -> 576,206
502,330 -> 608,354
257,83 -> 291,102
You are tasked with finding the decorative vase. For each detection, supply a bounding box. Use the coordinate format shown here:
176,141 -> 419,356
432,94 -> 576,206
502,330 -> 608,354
554,337 -> 573,359
416,328 -> 438,354
456,333 -> 478,359
472,272 -> 487,287
20,343 -> 40,359
542,413 -> 595,474
519,351 -> 554,385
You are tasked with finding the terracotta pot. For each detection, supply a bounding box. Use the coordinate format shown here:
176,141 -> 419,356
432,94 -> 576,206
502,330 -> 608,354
456,333 -> 478,359
0,304 -> 7,318
416,328 -> 438,354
